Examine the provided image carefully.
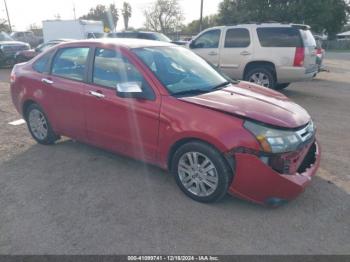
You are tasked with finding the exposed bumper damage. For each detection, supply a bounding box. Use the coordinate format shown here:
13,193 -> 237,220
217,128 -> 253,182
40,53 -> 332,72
228,141 -> 321,206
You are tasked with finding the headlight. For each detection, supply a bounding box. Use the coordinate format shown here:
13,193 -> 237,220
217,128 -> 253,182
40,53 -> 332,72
244,121 -> 306,154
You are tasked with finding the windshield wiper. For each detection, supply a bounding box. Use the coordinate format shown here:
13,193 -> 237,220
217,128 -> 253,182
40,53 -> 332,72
173,89 -> 210,97
211,81 -> 231,91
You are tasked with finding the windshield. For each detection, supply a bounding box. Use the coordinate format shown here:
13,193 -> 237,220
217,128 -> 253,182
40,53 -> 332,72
132,46 -> 228,96
0,32 -> 14,41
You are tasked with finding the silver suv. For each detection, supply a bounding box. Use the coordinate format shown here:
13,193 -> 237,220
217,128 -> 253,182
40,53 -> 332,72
188,23 -> 318,90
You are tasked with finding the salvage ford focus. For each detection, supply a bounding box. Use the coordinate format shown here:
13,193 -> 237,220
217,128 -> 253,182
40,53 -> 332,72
10,39 -> 320,206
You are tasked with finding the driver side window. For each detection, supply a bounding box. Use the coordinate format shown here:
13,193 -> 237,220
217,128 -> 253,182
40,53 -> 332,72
192,30 -> 221,49
92,48 -> 155,99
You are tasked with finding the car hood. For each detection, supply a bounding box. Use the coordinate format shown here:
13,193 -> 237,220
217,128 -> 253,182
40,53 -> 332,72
179,81 -> 311,129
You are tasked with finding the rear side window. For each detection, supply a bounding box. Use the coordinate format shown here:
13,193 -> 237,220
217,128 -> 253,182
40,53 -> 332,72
224,28 -> 250,48
257,27 -> 302,47
33,52 -> 52,73
300,30 -> 317,47
51,47 -> 89,81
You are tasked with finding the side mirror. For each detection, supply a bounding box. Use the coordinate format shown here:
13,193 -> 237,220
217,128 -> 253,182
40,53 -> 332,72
116,82 -> 145,99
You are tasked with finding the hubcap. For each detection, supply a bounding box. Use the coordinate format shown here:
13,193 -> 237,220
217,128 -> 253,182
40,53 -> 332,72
249,72 -> 270,87
178,152 -> 219,197
28,109 -> 48,140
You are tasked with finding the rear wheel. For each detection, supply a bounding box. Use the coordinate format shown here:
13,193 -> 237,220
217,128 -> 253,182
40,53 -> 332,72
245,67 -> 276,89
25,103 -> 59,145
171,141 -> 233,203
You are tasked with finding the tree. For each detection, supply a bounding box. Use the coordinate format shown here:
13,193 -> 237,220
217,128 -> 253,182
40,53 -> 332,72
182,15 -> 219,35
0,19 -> 10,33
144,0 -> 184,34
217,0 -> 350,37
122,2 -> 132,30
80,4 -> 119,31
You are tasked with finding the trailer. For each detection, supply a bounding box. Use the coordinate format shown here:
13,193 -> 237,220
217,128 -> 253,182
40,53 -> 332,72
42,19 -> 104,42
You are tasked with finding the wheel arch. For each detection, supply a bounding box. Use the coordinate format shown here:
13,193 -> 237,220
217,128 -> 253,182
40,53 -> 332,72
22,99 -> 38,118
243,60 -> 277,80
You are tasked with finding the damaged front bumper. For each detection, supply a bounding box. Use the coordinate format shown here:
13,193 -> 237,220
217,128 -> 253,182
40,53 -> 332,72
228,141 -> 321,206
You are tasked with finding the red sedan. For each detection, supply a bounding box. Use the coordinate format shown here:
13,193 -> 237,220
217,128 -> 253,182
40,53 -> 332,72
10,39 -> 320,206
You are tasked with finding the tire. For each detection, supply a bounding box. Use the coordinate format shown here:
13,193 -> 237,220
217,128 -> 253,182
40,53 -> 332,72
244,67 -> 276,89
275,83 -> 290,90
171,141 -> 233,203
25,103 -> 59,145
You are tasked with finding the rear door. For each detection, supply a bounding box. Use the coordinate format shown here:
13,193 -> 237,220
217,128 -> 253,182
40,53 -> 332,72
189,29 -> 222,67
46,46 -> 91,140
219,27 -> 253,79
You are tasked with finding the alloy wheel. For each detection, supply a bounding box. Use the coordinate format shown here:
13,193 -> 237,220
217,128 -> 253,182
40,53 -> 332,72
249,72 -> 271,87
178,152 -> 219,197
28,109 -> 48,140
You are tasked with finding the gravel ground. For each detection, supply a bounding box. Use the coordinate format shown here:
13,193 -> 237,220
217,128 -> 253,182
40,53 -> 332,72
0,53 -> 349,255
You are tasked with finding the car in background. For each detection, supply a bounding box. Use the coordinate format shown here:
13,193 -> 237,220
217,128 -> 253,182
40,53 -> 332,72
188,23 -> 318,90
0,32 -> 30,67
314,35 -> 325,72
10,31 -> 43,47
108,31 -> 172,43
10,39 -> 320,206
15,39 -> 70,63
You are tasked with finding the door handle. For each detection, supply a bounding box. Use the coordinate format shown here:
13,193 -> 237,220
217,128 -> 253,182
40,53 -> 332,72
42,78 -> 54,85
89,91 -> 105,99
240,51 -> 251,56
208,51 -> 218,56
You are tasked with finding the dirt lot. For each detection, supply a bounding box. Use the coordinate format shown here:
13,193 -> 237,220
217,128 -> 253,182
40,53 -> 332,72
0,53 -> 349,255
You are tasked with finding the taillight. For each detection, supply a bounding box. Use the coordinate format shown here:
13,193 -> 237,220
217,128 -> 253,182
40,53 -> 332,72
293,47 -> 305,67
10,70 -> 16,84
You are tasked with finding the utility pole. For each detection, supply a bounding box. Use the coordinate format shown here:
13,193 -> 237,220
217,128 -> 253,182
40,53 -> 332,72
3,0 -> 12,32
199,0 -> 204,33
73,2 -> 77,20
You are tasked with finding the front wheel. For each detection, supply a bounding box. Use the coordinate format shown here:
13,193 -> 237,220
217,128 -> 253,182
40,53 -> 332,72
171,141 -> 233,203
25,103 -> 59,145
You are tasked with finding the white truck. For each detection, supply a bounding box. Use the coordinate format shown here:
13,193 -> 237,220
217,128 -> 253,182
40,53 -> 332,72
42,19 -> 104,42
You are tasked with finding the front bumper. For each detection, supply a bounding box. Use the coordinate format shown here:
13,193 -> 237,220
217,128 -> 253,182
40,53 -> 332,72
228,141 -> 321,205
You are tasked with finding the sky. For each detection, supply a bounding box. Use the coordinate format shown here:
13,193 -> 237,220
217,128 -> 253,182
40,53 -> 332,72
1,0 -> 222,31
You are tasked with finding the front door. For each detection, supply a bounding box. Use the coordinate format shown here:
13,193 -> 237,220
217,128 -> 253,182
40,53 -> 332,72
84,47 -> 161,162
189,29 -> 222,67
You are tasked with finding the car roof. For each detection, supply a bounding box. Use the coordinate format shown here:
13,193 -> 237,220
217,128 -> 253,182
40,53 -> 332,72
206,23 -> 310,30
62,38 -> 174,49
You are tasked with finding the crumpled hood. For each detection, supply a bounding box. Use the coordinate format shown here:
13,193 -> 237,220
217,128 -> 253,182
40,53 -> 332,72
179,81 -> 311,129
